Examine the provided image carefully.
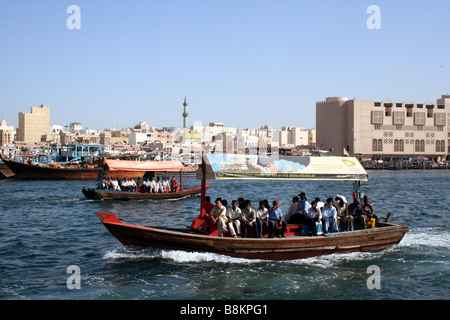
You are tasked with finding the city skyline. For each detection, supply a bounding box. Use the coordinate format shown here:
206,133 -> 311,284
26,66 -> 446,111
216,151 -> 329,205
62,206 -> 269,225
1,1 -> 449,130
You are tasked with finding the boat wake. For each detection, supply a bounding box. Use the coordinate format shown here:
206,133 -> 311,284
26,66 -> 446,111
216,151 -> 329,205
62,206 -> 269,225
102,247 -> 262,264
398,227 -> 450,249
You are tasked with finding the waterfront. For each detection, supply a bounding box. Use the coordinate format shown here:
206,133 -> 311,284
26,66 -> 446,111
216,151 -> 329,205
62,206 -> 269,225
0,170 -> 449,300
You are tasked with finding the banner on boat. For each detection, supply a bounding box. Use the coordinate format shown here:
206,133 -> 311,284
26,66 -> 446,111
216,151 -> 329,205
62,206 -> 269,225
202,153 -> 368,181
104,159 -> 185,172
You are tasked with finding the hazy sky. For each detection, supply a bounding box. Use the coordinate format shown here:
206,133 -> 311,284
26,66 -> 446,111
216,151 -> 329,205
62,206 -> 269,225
1,0 -> 449,131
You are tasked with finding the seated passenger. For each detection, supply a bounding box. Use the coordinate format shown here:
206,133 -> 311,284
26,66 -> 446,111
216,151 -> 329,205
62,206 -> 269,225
210,198 -> 235,237
348,198 -> 365,229
106,177 -> 113,190
121,178 -> 128,192
129,178 -> 137,192
226,200 -> 242,237
292,192 -> 310,224
285,196 -> 299,224
362,195 -> 378,228
314,197 -> 324,211
237,197 -> 246,210
149,177 -> 157,193
136,177 -> 143,192
269,200 -> 287,238
170,177 -> 179,192
256,201 -> 273,238
335,195 -> 353,231
241,200 -> 257,238
322,197 -> 338,233
204,196 -> 215,214
98,178 -> 107,190
306,200 -> 322,235
112,178 -> 121,191
156,177 -> 163,193
163,177 -> 170,193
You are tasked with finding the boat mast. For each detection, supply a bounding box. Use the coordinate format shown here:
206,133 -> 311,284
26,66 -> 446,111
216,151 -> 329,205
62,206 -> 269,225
200,152 -> 206,216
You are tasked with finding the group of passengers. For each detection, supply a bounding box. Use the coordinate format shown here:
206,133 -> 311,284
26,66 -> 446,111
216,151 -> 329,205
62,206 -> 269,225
285,192 -> 378,235
204,196 -> 288,238
99,176 -> 179,193
204,192 -> 377,238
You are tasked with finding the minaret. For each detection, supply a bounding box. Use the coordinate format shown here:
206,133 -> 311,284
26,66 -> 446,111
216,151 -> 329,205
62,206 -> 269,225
182,96 -> 188,129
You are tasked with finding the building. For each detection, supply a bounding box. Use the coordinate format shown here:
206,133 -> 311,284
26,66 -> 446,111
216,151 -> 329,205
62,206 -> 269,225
16,105 -> 50,143
316,95 -> 449,161
0,119 -> 14,146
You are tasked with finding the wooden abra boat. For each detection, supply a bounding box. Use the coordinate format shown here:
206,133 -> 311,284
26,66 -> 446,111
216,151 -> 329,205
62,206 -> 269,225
96,211 -> 408,260
96,153 -> 409,260
1,155 -> 102,180
83,159 -> 208,200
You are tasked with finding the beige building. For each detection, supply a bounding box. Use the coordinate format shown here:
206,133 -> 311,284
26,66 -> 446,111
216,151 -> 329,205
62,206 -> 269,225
316,95 -> 449,161
16,105 -> 51,143
0,119 -> 14,146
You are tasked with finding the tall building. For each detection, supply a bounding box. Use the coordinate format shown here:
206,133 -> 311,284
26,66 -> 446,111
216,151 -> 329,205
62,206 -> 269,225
183,96 -> 188,129
16,105 -> 51,143
316,95 -> 449,161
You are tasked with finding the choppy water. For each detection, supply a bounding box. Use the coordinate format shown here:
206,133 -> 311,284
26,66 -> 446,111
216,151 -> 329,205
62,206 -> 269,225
0,170 -> 449,300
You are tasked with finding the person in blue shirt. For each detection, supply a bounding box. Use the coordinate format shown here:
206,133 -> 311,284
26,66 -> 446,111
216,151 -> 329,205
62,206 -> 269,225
322,197 -> 338,233
269,200 -> 287,238
295,192 -> 311,224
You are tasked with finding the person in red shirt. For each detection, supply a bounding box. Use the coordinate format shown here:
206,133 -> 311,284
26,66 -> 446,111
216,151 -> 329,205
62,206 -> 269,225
205,196 -> 215,214
170,176 -> 179,192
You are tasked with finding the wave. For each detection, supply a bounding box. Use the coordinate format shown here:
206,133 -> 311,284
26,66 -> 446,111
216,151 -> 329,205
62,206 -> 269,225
102,247 -> 262,264
398,227 -> 450,249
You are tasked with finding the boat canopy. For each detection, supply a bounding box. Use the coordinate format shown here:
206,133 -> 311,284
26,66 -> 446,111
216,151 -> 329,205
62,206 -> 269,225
199,153 -> 368,181
104,159 -> 185,172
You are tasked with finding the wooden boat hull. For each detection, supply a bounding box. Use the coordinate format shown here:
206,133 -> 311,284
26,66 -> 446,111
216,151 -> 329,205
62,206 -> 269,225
0,163 -> 14,179
2,157 -> 102,180
84,184 -> 210,200
96,212 -> 409,260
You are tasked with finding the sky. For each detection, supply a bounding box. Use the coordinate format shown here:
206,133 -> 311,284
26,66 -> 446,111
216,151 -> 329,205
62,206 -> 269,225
0,0 -> 449,131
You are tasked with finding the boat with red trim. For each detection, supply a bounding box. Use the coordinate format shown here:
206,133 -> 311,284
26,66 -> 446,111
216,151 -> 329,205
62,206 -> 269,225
83,159 -> 209,200
95,153 -> 409,260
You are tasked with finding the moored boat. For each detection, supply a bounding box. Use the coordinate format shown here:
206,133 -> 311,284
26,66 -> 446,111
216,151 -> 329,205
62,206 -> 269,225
1,155 -> 103,180
96,153 -> 409,260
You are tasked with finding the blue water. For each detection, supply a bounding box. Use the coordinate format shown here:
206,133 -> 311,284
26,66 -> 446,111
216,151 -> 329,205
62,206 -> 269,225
0,170 -> 449,300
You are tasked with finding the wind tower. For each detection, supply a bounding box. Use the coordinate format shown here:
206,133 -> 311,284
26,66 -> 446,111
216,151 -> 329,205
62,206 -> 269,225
182,96 -> 188,129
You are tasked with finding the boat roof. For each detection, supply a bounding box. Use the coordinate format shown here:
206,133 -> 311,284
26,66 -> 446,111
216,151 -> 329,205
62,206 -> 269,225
200,153 -> 368,181
104,159 -> 185,172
